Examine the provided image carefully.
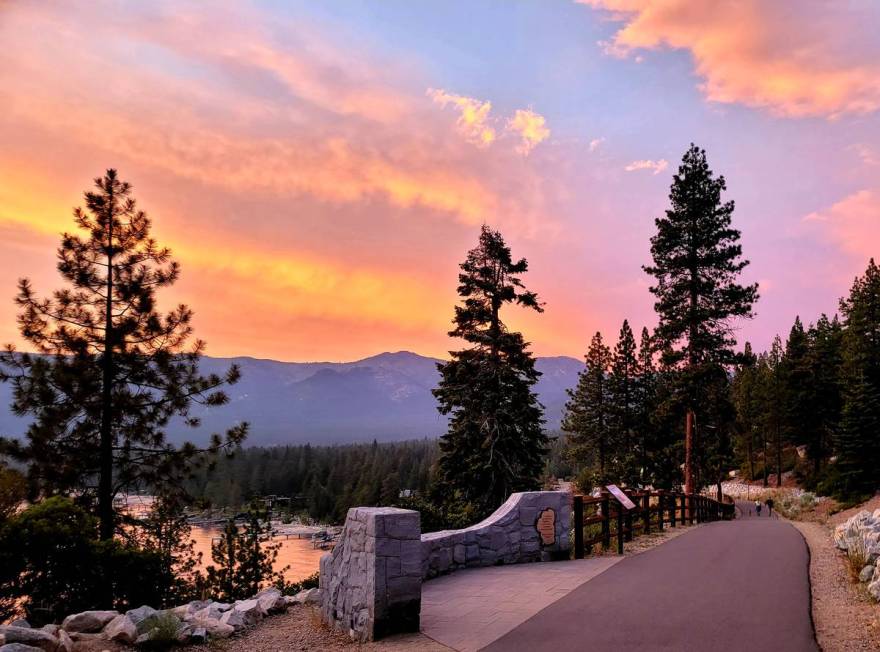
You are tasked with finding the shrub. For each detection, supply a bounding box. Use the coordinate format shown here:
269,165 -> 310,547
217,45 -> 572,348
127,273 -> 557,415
0,497 -> 175,625
845,537 -> 869,583
137,612 -> 183,650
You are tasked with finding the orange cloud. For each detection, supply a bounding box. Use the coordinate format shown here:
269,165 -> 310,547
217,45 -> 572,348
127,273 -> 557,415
804,189 -> 880,262
507,109 -> 551,155
625,158 -> 668,174
580,0 -> 880,118
427,88 -> 497,147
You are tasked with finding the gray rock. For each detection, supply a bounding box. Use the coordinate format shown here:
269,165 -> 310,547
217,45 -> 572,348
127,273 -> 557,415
124,605 -> 158,627
35,627 -> 56,638
291,588 -> 322,604
860,564 -> 876,583
189,618 -> 234,639
189,627 -> 207,643
1,644 -> 46,652
255,587 -> 284,614
61,610 -> 118,633
103,614 -> 138,644
55,631 -> 73,652
8,622 -> 29,630
0,627 -> 58,652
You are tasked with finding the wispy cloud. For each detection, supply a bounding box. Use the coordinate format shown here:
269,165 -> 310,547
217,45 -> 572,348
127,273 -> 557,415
589,137 -> 606,152
507,109 -> 551,155
427,88 -> 497,147
580,0 -> 880,118
625,159 -> 668,175
803,189 -> 880,262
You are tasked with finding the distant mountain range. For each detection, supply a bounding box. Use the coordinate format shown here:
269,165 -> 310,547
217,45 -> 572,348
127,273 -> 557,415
0,351 -> 583,447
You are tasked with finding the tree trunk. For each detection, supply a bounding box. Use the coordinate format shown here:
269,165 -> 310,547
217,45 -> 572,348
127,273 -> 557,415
746,434 -> 755,481
98,188 -> 115,542
776,425 -> 783,488
684,409 -> 695,495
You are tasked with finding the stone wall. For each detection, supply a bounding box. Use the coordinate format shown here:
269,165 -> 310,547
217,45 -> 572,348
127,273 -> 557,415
421,491 -> 570,579
320,507 -> 421,642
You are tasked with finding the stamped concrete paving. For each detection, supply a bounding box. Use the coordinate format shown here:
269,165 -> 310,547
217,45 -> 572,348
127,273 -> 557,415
420,557 -> 623,652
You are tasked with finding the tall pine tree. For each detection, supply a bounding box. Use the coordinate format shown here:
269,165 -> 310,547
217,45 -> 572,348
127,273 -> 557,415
643,144 -> 758,493
609,320 -> 640,485
433,225 -> 547,515
563,332 -> 613,488
0,170 -> 247,539
836,259 -> 880,496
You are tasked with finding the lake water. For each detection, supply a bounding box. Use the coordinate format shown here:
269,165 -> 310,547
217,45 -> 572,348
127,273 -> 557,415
189,525 -> 326,583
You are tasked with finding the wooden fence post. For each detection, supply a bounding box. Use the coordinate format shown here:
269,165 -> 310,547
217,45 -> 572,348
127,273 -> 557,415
670,493 -> 676,527
616,505 -> 624,555
642,493 -> 650,535
601,496 -> 611,550
574,495 -> 584,559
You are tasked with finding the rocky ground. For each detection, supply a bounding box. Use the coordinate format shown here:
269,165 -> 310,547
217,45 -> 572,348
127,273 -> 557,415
186,604 -> 451,652
793,520 -> 880,651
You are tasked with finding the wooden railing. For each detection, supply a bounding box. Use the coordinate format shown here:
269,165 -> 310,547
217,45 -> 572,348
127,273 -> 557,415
572,490 -> 735,558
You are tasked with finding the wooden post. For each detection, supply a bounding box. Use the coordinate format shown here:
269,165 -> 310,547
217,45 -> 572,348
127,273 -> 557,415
657,493 -> 664,531
642,493 -> 650,535
625,500 -> 633,543
670,494 -> 676,527
685,409 -> 695,496
616,505 -> 624,555
689,495 -> 695,525
574,495 -> 584,559
601,496 -> 611,550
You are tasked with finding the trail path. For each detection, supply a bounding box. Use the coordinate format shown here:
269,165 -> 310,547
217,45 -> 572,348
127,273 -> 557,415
480,502 -> 817,652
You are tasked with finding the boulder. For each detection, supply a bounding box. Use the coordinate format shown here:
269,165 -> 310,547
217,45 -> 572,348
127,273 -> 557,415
61,610 -> 118,633
0,627 -> 58,652
191,604 -> 223,622
103,614 -> 138,644
291,588 -> 322,604
860,565 -> 876,583
8,622 -> 29,630
869,576 -> 880,602
55,631 -> 72,652
1,644 -> 46,652
219,600 -> 263,631
36,628 -> 56,638
124,605 -> 158,627
255,587 -> 284,614
188,627 -> 207,644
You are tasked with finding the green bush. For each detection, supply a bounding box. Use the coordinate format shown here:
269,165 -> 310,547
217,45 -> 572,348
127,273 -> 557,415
0,497 -> 173,625
137,612 -> 183,650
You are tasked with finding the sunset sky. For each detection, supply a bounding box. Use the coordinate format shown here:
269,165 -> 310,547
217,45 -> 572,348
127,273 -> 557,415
1,1 -> 878,362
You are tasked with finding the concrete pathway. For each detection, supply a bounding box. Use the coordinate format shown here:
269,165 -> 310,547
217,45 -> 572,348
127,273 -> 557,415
483,511 -> 817,651
420,557 -> 622,652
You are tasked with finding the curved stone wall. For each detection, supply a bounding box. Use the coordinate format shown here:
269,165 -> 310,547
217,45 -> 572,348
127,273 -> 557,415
421,491 -> 571,579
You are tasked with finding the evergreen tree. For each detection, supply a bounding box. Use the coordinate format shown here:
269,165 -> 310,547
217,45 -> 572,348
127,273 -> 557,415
635,327 -> 658,483
731,342 -> 759,480
433,225 -> 547,515
643,144 -> 758,492
806,314 -> 843,474
836,259 -> 880,496
0,170 -> 247,539
609,320 -> 640,484
782,317 -> 814,452
762,337 -> 786,487
563,332 -> 613,487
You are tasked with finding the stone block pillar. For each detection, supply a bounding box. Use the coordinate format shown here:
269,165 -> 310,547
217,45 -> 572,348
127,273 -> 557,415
320,507 -> 421,641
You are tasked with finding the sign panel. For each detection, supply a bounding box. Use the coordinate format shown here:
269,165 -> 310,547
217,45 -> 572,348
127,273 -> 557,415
535,508 -> 556,545
605,484 -> 637,510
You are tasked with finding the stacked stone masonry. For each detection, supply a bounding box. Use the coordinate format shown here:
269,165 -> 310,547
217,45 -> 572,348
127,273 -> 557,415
319,491 -> 571,641
421,491 -> 571,579
320,507 -> 422,642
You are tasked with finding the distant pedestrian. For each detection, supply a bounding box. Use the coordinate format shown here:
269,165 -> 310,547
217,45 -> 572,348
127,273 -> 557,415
755,500 -> 762,516
766,498 -> 774,517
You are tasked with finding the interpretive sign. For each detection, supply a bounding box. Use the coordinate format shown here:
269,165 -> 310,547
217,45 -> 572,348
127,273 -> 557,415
605,484 -> 637,510
535,508 -> 556,545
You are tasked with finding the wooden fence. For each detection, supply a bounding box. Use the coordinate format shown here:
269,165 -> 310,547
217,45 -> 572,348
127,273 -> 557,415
572,490 -> 735,558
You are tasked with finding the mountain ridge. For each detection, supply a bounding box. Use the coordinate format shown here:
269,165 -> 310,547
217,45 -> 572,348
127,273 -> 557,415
0,351 -> 583,446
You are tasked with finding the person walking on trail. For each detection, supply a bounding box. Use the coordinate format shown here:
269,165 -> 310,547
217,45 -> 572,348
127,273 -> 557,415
755,500 -> 762,516
766,498 -> 774,517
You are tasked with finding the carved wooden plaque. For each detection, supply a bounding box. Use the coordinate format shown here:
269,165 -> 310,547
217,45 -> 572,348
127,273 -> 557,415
536,508 -> 556,545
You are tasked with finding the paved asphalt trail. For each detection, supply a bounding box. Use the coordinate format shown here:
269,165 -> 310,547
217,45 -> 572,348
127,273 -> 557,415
482,502 -> 817,652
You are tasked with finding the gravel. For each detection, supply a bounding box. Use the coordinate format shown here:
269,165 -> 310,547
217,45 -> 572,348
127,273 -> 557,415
792,520 -> 880,651
185,604 -> 451,651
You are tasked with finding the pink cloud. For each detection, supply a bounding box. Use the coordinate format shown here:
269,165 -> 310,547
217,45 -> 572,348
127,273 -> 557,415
804,189 -> 880,263
625,158 -> 668,174
580,0 -> 880,118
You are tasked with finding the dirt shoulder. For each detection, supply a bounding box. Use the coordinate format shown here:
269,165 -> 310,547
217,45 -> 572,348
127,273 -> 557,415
185,604 -> 451,652
792,519 -> 880,651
